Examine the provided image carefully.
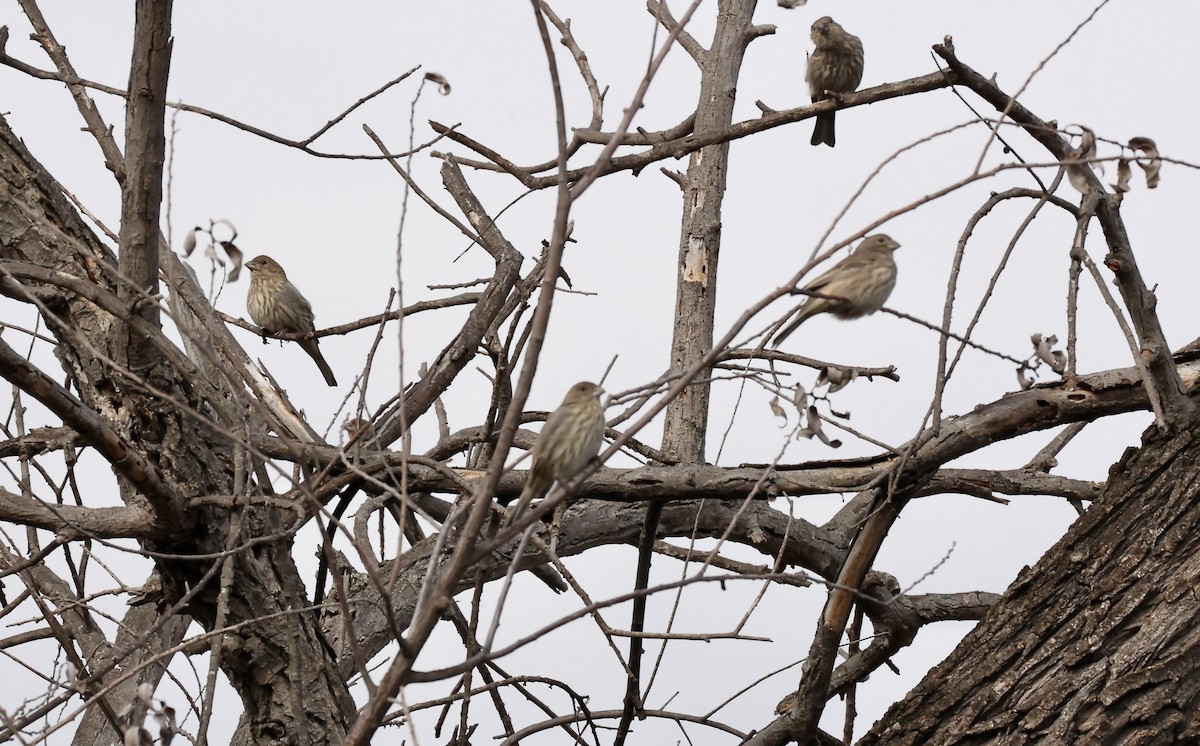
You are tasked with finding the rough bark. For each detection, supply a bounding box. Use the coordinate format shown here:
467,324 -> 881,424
661,0 -> 758,462
72,589 -> 190,746
116,0 -> 171,373
6,10 -> 1200,746
856,418 -> 1200,745
0,109 -> 356,744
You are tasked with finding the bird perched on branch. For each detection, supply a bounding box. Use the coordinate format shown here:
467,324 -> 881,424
806,16 -> 864,147
772,234 -> 900,347
504,381 -> 606,520
245,255 -> 338,387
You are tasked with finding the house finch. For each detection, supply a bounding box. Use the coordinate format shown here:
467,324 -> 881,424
342,417 -> 380,450
806,16 -> 864,147
503,381 -> 606,519
245,255 -> 338,387
772,234 -> 900,347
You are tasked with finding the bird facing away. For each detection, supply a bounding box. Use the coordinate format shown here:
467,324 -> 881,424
806,16 -> 864,147
245,255 -> 338,387
504,381 -> 606,519
771,234 -> 900,347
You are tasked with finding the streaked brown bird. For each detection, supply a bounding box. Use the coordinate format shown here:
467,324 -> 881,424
245,255 -> 338,387
772,234 -> 900,347
342,417 -> 379,449
503,381 -> 606,519
806,16 -> 864,147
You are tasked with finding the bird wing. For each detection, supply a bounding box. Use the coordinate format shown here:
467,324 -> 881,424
801,252 -> 865,294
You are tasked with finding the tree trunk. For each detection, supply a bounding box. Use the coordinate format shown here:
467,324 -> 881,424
662,0 -> 757,462
860,419 -> 1200,744
0,111 -> 356,745
620,3 -> 762,740
116,0 -> 171,374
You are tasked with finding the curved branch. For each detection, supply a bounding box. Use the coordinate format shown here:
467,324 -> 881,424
573,113 -> 696,145
259,355 -> 1176,512
216,291 -> 482,340
0,487 -> 159,539
368,157 -> 524,450
433,71 -> 953,184
933,40 -> 1189,427
0,336 -> 182,530
720,347 -> 900,381
540,2 -> 605,131
646,0 -> 705,63
0,40 -> 429,160
16,3 -> 126,179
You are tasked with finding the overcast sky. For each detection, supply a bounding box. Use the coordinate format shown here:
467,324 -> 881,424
3,1 -> 1197,742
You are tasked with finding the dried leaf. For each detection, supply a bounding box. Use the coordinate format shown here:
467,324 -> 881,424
424,72 -> 451,95
1017,365 -> 1034,390
805,406 -> 841,448
768,395 -> 786,422
1032,333 -> 1066,373
818,365 -> 858,394
182,228 -> 198,256
1065,125 -> 1097,194
796,422 -> 816,441
1113,158 -> 1132,193
222,241 -> 244,282
157,704 -> 178,745
1032,334 -> 1049,358
791,385 -> 808,411
1128,136 -> 1161,189
1050,350 -> 1067,373
211,218 -> 238,242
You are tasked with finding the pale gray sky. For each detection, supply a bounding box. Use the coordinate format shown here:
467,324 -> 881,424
1,1 -> 1195,742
